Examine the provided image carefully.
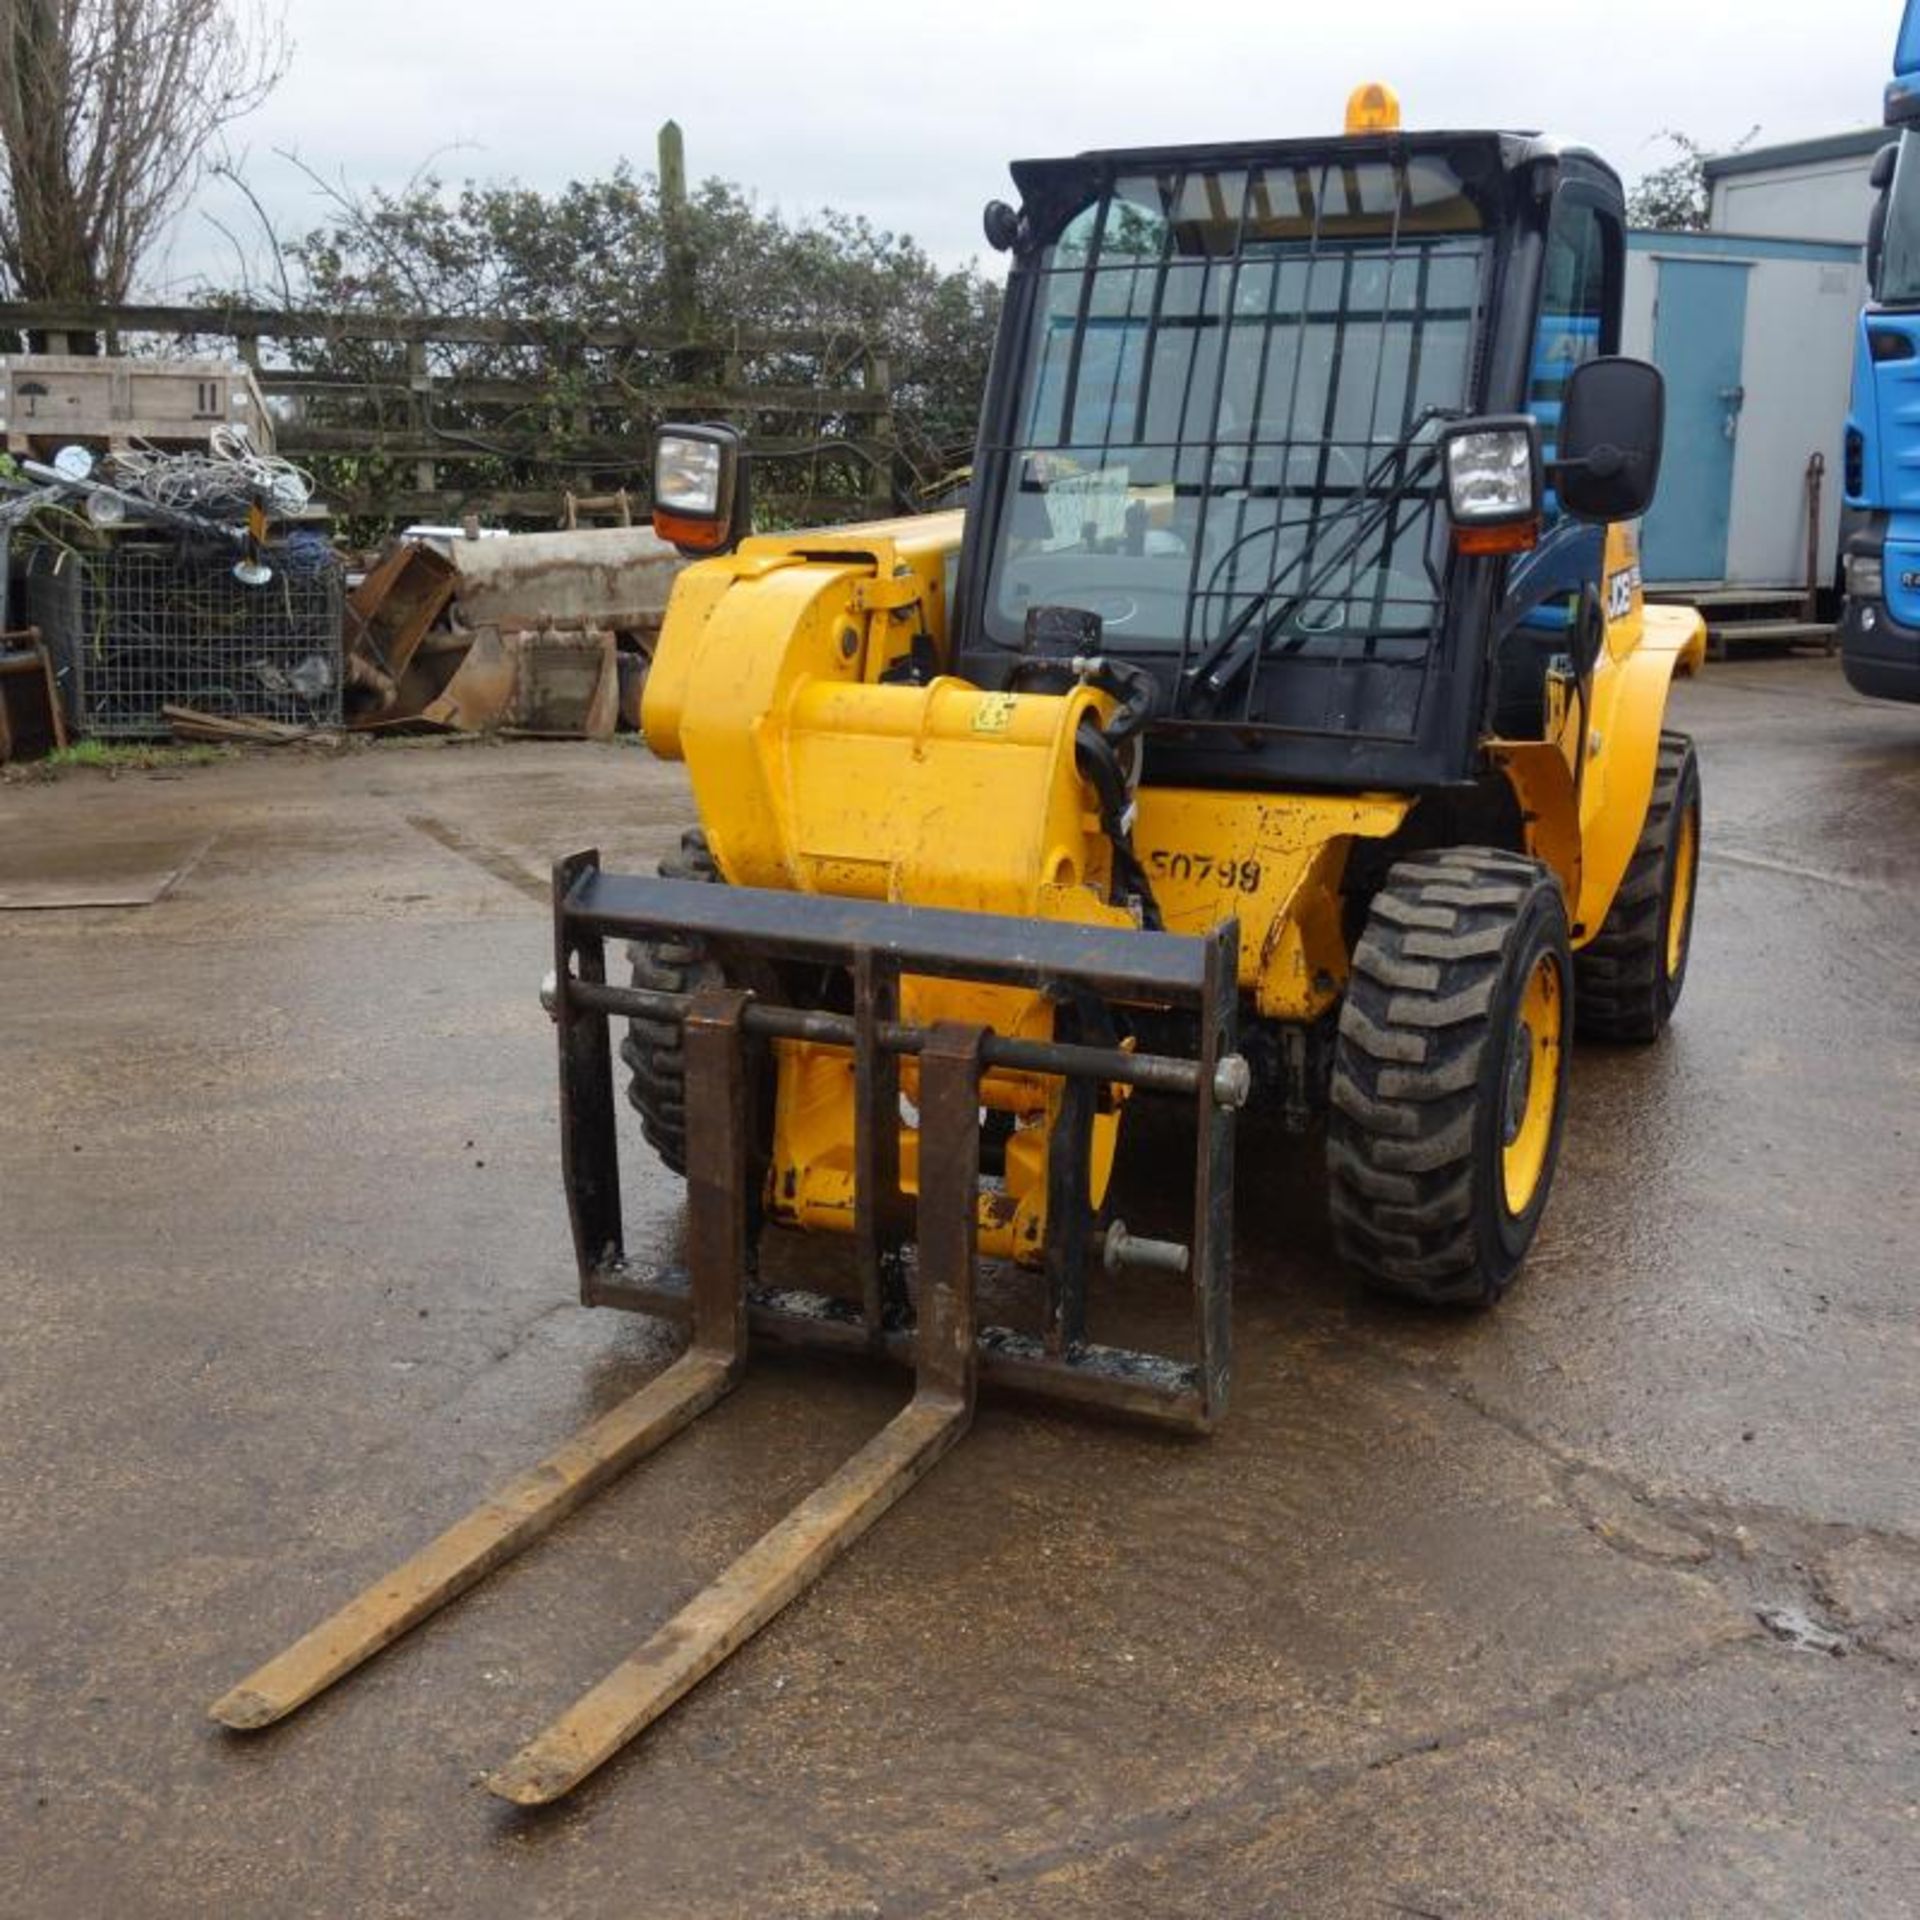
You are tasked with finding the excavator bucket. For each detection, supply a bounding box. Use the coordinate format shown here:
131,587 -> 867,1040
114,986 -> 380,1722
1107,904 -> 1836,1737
212,850 -> 1241,1803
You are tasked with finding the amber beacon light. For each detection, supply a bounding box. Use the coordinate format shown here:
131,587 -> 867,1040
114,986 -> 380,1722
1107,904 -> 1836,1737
1344,82 -> 1401,133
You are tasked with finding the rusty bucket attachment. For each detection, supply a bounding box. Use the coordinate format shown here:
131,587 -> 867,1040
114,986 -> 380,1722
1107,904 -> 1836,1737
212,851 -> 1241,1803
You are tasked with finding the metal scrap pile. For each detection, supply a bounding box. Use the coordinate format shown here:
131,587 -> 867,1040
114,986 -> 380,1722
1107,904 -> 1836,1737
0,436 -> 339,758
342,525 -> 684,739
0,443 -> 687,762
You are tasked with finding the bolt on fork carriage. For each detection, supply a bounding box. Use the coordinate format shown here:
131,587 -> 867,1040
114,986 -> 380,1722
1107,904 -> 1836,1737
212,850 -> 1243,1803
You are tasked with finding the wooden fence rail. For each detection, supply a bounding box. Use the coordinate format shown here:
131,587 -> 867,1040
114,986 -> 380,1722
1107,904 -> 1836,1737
0,300 -> 897,528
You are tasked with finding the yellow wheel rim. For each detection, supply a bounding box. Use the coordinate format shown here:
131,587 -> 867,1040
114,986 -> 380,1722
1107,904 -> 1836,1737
1665,801 -> 1699,980
1501,953 -> 1564,1216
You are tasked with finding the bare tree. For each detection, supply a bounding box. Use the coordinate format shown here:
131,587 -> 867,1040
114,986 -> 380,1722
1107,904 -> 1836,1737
0,0 -> 286,307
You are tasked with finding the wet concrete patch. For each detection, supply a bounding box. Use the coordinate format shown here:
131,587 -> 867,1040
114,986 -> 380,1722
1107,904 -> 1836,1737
3,668 -> 1918,1915
0,828 -> 213,908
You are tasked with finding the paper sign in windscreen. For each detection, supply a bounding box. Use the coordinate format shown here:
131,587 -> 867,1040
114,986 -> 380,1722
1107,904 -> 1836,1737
1044,467 -> 1130,550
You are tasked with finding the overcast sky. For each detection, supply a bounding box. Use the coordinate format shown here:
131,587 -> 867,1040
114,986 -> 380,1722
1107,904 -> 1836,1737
162,0 -> 1899,294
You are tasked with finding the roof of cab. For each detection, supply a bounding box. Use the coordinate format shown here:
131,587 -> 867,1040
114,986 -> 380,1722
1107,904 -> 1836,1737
1010,131 -> 1619,195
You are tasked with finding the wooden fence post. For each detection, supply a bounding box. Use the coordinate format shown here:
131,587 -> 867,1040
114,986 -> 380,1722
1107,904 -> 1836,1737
406,335 -> 436,499
659,120 -> 703,397
864,347 -> 894,514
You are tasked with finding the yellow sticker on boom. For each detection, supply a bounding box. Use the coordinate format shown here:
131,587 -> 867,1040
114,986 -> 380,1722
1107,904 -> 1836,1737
971,692 -> 1018,733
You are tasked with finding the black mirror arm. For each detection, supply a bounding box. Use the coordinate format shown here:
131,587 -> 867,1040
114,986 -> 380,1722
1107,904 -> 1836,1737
1548,446 -> 1629,480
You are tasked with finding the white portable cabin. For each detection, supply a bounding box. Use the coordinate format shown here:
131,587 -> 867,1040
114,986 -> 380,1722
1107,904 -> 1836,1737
1706,129 -> 1883,245
1621,129 -> 1879,598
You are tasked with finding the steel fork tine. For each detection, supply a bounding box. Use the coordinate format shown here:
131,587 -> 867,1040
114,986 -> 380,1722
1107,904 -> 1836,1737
484,1022 -> 986,1805
209,1352 -> 737,1732
211,991 -> 759,1734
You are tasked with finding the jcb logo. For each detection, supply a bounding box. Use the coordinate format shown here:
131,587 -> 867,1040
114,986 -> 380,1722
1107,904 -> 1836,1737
1605,565 -> 1642,621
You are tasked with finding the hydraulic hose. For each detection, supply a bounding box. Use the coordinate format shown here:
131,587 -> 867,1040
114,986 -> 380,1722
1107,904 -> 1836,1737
1005,633 -> 1165,930
1076,717 -> 1163,931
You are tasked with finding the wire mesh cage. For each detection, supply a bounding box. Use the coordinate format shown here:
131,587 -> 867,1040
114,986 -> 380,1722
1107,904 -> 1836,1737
26,534 -> 344,737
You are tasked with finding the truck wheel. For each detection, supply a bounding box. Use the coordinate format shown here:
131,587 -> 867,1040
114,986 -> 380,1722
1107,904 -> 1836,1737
1327,848 -> 1573,1305
619,828 -> 722,1175
1574,731 -> 1701,1043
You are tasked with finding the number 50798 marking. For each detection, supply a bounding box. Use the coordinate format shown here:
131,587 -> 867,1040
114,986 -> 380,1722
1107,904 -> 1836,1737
1147,850 -> 1263,893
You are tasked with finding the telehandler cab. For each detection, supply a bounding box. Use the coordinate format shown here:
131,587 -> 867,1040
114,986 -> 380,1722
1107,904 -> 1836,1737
215,89 -> 1705,1803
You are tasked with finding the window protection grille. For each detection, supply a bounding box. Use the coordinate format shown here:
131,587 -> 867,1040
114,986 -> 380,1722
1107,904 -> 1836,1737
983,155 -> 1491,744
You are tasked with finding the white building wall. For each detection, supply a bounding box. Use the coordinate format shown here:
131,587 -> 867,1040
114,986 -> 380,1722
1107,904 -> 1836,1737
1621,250 -> 1657,361
1724,252 -> 1861,584
1708,153 -> 1879,246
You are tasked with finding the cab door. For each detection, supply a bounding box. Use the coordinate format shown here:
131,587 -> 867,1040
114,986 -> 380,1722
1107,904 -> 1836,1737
1492,187 -> 1622,757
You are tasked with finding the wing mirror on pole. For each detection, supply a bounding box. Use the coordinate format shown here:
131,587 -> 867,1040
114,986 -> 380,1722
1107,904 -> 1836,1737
1868,144 -> 1897,295
1440,356 -> 1665,549
1553,356 -> 1664,522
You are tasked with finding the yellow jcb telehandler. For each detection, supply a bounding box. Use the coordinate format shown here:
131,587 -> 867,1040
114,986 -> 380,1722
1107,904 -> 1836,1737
215,89 -> 1705,1803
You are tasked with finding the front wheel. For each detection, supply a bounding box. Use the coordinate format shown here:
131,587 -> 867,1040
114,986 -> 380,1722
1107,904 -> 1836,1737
619,828 -> 723,1175
1327,848 -> 1574,1306
1575,731 -> 1701,1043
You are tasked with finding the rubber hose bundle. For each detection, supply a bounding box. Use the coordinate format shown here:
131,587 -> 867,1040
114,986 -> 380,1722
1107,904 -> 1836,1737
1006,648 -> 1164,929
1073,720 -> 1161,929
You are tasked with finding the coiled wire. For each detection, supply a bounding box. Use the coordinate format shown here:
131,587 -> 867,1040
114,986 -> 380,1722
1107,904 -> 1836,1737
106,427 -> 316,521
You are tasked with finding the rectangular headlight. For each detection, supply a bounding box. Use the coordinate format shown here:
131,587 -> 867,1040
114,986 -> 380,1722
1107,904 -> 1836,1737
1846,551 -> 1884,600
1444,425 -> 1540,525
656,432 -> 726,516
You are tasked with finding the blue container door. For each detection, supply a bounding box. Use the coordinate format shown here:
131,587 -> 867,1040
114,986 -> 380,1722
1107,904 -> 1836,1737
1641,258 -> 1751,584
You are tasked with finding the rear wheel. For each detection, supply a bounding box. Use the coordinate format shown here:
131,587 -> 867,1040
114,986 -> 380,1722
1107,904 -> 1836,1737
1327,848 -> 1573,1305
1575,731 -> 1701,1043
619,828 -> 722,1174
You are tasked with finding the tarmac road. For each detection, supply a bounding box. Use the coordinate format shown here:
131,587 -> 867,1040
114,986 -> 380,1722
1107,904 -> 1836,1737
1,654 -> 1916,1917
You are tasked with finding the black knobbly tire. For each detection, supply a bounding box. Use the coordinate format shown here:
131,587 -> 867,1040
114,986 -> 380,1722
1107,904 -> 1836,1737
1327,847 -> 1573,1306
618,827 -> 721,1175
1574,731 -> 1701,1044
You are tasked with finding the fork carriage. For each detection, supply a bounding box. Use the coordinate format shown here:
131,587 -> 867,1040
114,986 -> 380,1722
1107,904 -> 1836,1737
211,851 -> 1244,1804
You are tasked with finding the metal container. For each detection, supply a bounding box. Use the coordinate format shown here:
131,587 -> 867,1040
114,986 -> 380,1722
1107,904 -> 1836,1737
26,535 -> 342,737
440,523 -> 683,642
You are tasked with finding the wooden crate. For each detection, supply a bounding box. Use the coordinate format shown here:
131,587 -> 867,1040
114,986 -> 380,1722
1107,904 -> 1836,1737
1,353 -> 274,456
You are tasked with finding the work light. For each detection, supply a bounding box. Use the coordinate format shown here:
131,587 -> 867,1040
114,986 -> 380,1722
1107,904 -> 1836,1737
83,488 -> 126,528
1441,417 -> 1542,553
657,433 -> 726,516
652,422 -> 745,554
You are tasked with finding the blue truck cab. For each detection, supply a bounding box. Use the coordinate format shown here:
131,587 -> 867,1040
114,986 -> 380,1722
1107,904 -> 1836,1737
1843,2 -> 1920,699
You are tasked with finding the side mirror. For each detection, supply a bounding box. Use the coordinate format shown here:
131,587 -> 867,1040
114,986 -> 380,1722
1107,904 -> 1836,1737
652,421 -> 748,556
1869,147 -> 1899,292
1555,356 -> 1664,522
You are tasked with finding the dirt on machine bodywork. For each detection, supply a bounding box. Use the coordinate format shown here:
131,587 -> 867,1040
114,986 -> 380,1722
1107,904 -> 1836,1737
628,115 -> 1707,1316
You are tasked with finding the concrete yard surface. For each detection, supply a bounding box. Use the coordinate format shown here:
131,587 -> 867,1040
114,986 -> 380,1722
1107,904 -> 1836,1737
2,658 -> 1917,1916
